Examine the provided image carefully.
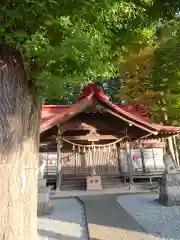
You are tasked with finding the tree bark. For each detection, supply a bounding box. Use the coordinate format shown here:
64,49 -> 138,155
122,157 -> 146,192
0,45 -> 41,240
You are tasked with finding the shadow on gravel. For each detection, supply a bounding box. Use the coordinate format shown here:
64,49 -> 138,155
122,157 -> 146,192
80,194 -> 155,239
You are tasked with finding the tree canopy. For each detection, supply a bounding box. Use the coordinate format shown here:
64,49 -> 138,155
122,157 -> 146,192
0,0 -> 166,101
152,19 -> 180,125
118,15 -> 180,125
1,2 -> 180,240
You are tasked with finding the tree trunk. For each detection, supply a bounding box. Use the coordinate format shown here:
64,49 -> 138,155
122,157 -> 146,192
0,45 -> 41,240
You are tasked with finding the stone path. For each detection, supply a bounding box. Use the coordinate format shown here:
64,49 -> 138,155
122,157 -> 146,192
80,195 -> 157,240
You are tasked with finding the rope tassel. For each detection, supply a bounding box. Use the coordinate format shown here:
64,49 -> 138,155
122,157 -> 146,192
72,145 -> 75,151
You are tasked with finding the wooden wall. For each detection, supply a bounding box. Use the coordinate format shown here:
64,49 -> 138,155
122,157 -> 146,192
40,143 -> 165,178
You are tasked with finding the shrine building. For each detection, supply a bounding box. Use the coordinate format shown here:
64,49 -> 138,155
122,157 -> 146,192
40,84 -> 180,190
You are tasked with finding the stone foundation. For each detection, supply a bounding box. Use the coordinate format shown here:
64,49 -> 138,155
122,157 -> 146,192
86,176 -> 102,190
159,171 -> 180,206
38,179 -> 47,189
38,179 -> 53,216
37,200 -> 53,217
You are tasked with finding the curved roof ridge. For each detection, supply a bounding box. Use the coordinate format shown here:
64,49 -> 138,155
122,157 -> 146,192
40,84 -> 180,135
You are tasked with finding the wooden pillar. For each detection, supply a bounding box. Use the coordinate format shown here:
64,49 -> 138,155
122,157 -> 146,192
46,148 -> 49,177
152,148 -> 157,170
56,127 -> 62,190
173,136 -> 179,167
163,139 -> 166,155
126,141 -> 133,187
168,136 -> 177,166
168,137 -> 178,166
117,143 -> 122,173
91,142 -> 96,175
139,143 -> 146,172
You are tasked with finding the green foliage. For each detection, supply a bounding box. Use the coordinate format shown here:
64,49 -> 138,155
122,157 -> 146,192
147,0 -> 180,20
0,0 -> 157,100
95,77 -> 122,103
151,19 -> 180,125
0,0 -> 180,115
118,17 -> 180,126
46,77 -> 121,105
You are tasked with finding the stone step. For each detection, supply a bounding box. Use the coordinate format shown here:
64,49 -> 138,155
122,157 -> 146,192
60,175 -> 123,190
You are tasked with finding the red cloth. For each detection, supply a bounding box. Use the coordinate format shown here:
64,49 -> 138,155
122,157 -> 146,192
132,155 -> 136,161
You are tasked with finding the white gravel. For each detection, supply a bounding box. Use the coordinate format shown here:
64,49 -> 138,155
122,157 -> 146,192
117,194 -> 180,240
38,198 -> 88,240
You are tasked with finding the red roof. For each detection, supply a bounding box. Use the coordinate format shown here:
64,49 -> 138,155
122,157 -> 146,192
117,104 -> 150,123
41,105 -> 70,127
40,84 -> 180,135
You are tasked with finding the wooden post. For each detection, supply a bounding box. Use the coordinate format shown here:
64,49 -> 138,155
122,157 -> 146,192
46,149 -> 49,177
168,137 -> 175,160
139,143 -> 146,172
91,142 -> 96,175
56,127 -> 62,190
117,143 -> 122,173
126,141 -> 133,187
168,136 -> 177,166
173,136 -> 179,167
163,139 -> 167,155
152,148 -> 157,170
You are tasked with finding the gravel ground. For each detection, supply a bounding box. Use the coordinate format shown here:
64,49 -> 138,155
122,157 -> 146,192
117,194 -> 180,240
38,198 -> 88,240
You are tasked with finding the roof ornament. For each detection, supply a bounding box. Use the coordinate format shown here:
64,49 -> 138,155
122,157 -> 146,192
77,83 -> 104,100
86,129 -> 100,142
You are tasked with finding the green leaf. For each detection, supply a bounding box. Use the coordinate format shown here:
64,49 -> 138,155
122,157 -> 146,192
0,0 -> 179,104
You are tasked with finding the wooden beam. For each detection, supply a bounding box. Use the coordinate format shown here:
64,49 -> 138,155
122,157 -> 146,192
41,135 -> 119,143
63,135 -> 118,140
105,108 -> 158,135
84,117 -> 119,130
59,117 -> 121,131
59,120 -> 97,130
